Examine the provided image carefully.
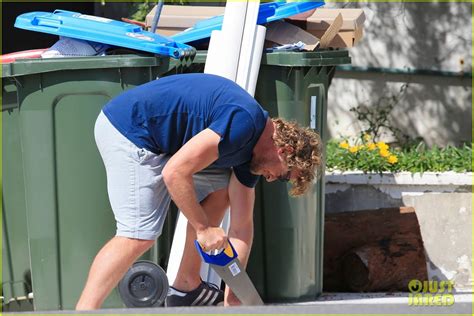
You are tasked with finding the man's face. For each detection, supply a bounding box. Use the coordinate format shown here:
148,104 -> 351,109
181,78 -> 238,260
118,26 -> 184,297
250,147 -> 293,182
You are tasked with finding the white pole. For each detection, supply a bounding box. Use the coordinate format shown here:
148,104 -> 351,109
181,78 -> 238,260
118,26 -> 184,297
235,0 -> 261,91
165,212 -> 187,286
244,25 -> 266,97
204,1 -> 249,81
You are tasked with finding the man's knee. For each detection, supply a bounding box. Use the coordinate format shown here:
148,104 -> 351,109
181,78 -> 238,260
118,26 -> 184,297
117,236 -> 155,253
133,238 -> 156,252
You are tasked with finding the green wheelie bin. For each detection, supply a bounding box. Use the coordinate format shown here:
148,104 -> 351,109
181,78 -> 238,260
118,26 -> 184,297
187,49 -> 351,302
1,55 -> 184,311
2,79 -> 34,312
250,50 -> 350,302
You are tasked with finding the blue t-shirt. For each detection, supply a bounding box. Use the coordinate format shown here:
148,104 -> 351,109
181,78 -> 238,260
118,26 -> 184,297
103,73 -> 268,188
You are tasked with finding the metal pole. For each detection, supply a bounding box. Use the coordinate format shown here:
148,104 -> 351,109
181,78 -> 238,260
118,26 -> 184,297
150,0 -> 164,34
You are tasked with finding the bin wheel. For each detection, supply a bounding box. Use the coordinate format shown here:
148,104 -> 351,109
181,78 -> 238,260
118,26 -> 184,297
118,260 -> 169,308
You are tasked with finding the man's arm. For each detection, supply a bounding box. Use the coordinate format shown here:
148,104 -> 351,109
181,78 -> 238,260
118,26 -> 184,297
162,128 -> 227,251
225,171 -> 256,306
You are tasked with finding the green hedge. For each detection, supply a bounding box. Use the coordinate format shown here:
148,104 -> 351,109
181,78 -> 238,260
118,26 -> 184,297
326,139 -> 472,173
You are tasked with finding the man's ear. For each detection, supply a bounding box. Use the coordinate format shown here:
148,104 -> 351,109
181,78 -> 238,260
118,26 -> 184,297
277,145 -> 294,155
284,145 -> 294,154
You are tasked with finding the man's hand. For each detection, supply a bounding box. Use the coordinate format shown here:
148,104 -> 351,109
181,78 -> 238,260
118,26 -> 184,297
196,226 -> 228,252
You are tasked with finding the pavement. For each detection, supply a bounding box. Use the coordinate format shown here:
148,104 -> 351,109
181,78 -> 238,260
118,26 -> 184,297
10,292 -> 472,314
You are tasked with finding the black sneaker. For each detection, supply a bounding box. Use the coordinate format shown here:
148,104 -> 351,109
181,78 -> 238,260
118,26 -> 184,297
165,281 -> 224,307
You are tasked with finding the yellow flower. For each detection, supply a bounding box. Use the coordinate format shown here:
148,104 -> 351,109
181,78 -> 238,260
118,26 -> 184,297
379,149 -> 390,157
339,141 -> 349,149
363,133 -> 372,142
349,146 -> 359,153
367,143 -> 377,151
387,155 -> 398,164
377,142 -> 389,151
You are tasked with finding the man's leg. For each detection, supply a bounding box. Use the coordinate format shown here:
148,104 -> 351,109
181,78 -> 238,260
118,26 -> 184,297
76,236 -> 154,310
172,188 -> 229,292
84,112 -> 170,310
76,236 -> 155,310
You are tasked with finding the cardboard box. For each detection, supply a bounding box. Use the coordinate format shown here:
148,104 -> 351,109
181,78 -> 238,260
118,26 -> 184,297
299,8 -> 365,31
309,27 -> 363,48
288,8 -> 365,48
146,5 -> 365,48
266,21 -> 320,51
145,5 -> 224,36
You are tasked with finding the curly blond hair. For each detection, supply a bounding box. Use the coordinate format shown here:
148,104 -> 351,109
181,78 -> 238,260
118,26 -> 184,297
272,118 -> 322,196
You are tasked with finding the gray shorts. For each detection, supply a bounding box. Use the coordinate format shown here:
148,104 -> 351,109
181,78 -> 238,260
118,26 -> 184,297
94,111 -> 231,240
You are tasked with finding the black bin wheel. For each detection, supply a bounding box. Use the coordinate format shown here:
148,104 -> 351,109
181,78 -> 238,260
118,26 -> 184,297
118,260 -> 169,308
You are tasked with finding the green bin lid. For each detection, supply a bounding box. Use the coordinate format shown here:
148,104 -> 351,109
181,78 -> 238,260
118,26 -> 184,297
2,50 -> 350,78
193,50 -> 351,67
1,55 -> 177,78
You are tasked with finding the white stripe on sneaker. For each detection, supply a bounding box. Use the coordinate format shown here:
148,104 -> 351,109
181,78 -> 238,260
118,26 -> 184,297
206,291 -> 219,305
168,287 -> 187,297
191,288 -> 208,306
200,289 -> 214,305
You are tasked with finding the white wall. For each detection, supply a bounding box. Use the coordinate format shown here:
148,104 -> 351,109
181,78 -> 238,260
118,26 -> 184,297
326,2 -> 472,146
